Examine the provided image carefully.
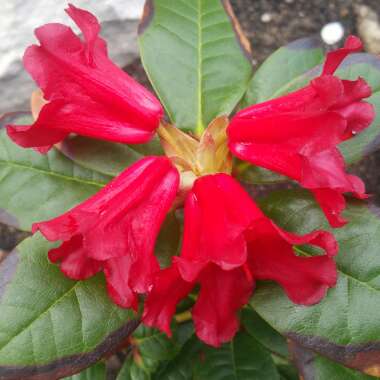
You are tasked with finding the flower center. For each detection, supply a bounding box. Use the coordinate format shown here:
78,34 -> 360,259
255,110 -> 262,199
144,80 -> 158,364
158,116 -> 232,193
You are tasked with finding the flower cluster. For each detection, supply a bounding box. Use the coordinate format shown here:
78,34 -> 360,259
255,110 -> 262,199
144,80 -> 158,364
7,5 -> 374,347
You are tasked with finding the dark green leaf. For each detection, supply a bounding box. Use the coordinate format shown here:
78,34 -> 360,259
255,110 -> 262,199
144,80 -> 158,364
243,36 -> 324,106
117,356 -> 153,380
138,0 -> 252,133
237,163 -> 288,185
155,212 -> 181,268
58,135 -> 163,178
194,332 -> 280,380
252,190 -> 380,375
0,234 -> 139,379
241,307 -> 288,359
132,325 -> 181,362
289,340 -> 377,380
152,335 -> 201,380
129,322 -> 194,376
276,364 -> 299,380
63,362 -> 106,380
312,356 -> 378,380
0,129 -> 111,231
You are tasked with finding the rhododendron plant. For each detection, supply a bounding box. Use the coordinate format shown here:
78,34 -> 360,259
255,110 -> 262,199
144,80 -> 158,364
0,1 -> 380,379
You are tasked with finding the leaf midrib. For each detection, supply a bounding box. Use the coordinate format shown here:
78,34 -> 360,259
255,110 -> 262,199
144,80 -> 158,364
196,0 -> 204,134
0,160 -> 107,188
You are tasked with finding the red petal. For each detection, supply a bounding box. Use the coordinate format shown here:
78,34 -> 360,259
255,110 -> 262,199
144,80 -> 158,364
312,188 -> 348,228
322,36 -> 362,75
271,221 -> 338,257
142,265 -> 193,336
48,235 -> 101,280
177,174 -> 262,280
192,265 -> 253,347
247,219 -> 338,305
301,148 -> 367,196
103,256 -> 138,310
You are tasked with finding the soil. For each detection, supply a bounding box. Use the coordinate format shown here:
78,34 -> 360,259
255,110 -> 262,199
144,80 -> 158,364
1,0 -> 380,253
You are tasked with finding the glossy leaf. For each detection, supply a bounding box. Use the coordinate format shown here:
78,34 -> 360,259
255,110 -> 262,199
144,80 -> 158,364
138,0 -> 252,133
155,212 -> 181,268
63,362 -> 106,380
289,340 -> 377,380
253,190 -> 380,375
0,234 -> 138,379
152,336 -> 202,380
276,364 -> 299,380
241,307 -> 288,359
0,128 -> 111,231
194,332 -> 280,380
117,356 -> 152,380
132,325 -> 181,373
58,135 -> 163,177
312,356 -> 378,380
237,163 -> 288,185
243,36 -> 324,106
118,323 -> 194,380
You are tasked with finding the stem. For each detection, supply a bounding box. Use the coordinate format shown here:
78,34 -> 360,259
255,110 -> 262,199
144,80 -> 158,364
174,310 -> 192,323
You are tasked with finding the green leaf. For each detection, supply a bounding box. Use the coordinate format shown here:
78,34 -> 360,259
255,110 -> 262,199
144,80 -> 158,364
194,332 -> 280,380
0,234 -> 138,379
63,362 -> 106,380
0,128 -> 111,231
276,364 -> 299,380
129,322 -> 194,377
155,212 -> 181,268
118,356 -> 153,380
237,164 -> 288,185
133,325 -> 181,363
243,36 -> 324,106
58,135 -> 163,177
152,335 -> 201,380
289,340 -> 377,380
312,356 -> 378,380
252,190 -> 380,375
241,307 -> 288,359
138,0 -> 252,133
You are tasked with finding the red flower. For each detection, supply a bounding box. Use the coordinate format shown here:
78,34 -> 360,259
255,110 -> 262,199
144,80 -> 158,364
228,36 -> 375,227
143,174 -> 337,346
32,156 -> 179,309
7,4 -> 163,153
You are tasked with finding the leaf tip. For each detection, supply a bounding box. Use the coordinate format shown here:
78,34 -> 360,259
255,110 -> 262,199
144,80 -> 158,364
138,0 -> 154,36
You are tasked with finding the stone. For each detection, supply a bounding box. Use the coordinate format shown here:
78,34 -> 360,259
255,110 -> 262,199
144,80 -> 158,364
320,21 -> 345,45
356,5 -> 380,55
0,0 -> 145,114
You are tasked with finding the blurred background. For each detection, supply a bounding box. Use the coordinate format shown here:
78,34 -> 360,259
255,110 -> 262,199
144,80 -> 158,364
0,0 -> 380,253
